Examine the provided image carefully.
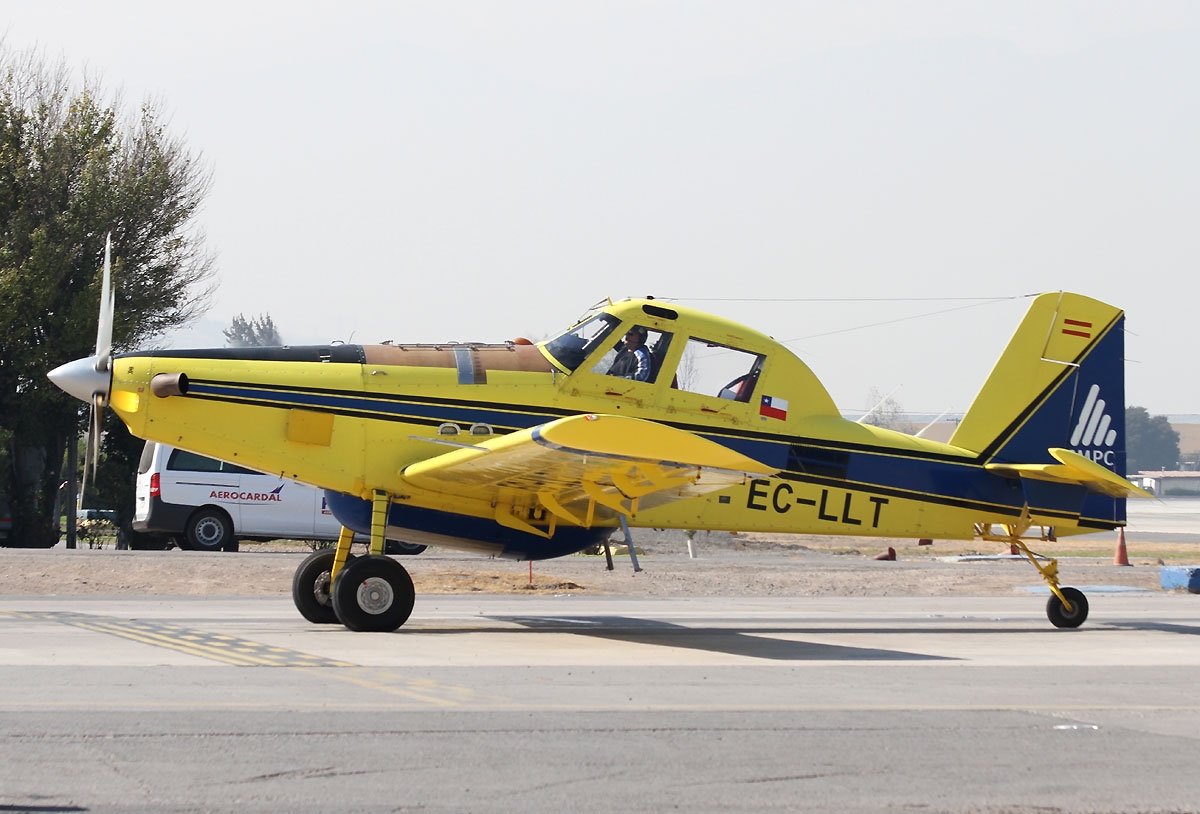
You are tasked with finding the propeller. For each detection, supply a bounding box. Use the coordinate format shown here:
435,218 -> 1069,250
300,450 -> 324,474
48,233 -> 116,504
94,234 -> 115,376
80,393 -> 105,503
82,234 -> 115,501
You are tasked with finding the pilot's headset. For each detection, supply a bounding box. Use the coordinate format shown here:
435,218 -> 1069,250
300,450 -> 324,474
615,325 -> 649,351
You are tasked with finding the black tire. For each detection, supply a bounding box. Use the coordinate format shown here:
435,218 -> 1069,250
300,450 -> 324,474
1047,586 -> 1089,629
128,531 -> 172,551
292,549 -> 356,624
185,508 -> 235,553
331,554 -> 415,632
385,540 -> 427,556
173,535 -> 192,551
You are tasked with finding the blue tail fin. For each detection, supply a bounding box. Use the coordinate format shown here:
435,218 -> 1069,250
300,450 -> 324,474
950,292 -> 1141,529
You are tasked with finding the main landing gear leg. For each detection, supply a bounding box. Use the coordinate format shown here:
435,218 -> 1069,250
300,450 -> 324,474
1009,539 -> 1089,629
330,490 -> 415,632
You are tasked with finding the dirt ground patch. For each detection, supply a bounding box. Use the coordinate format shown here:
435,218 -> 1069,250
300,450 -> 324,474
0,529 -> 1182,598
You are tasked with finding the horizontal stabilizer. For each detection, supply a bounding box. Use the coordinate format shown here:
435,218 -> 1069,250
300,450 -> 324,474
986,447 -> 1152,499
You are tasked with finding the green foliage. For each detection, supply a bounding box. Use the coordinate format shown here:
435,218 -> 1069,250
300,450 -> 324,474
1125,406 -> 1180,475
224,312 -> 282,347
0,47 -> 214,546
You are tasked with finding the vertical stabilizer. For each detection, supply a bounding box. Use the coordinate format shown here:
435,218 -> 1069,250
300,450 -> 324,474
950,292 -> 1127,477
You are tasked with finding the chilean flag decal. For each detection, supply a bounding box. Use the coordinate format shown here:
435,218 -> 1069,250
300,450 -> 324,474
760,395 -> 788,420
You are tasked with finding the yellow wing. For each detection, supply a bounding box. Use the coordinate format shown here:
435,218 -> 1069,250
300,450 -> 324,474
402,413 -> 775,535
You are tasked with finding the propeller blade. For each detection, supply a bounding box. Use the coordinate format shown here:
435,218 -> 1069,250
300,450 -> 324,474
94,233 -> 114,374
81,395 -> 104,504
80,406 -> 94,504
90,395 -> 103,474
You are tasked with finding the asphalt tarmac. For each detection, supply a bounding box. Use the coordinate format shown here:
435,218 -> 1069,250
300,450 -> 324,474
1,591 -> 1199,813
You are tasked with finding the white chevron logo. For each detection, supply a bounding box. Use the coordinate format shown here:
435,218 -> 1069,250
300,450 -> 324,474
1070,384 -> 1117,449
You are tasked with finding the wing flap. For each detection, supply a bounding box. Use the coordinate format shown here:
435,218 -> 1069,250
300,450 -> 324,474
402,413 -> 774,526
986,447 -> 1152,499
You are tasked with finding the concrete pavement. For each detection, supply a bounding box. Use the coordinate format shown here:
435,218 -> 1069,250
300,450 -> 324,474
1,592 -> 1198,812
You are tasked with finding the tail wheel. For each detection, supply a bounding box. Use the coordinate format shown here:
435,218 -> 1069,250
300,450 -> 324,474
1047,586 -> 1089,629
292,549 -> 355,624
331,554 -> 415,632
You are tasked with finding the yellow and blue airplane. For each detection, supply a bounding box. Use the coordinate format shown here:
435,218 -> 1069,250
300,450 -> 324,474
49,249 -> 1147,632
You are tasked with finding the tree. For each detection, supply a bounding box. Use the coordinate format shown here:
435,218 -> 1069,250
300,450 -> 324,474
861,387 -> 905,430
224,313 -> 282,347
1124,406 -> 1180,475
0,47 -> 214,547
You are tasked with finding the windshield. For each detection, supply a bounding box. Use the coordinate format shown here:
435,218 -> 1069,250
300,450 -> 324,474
542,313 -> 621,372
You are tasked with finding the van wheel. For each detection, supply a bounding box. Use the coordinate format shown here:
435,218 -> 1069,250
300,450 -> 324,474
384,540 -> 427,556
185,509 -> 234,552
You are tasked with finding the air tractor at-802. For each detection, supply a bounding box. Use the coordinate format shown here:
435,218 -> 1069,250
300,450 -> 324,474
49,237 -> 1148,632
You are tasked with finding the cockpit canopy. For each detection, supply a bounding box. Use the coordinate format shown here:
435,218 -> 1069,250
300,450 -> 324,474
539,298 -> 838,419
542,312 -> 621,373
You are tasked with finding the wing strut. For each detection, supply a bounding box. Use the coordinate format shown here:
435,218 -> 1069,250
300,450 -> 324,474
617,515 -> 642,573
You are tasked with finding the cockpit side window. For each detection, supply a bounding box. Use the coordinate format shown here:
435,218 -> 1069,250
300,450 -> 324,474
589,326 -> 674,384
542,313 -> 621,372
673,338 -> 764,402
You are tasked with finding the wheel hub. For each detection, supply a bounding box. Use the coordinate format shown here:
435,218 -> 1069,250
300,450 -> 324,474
356,576 -> 394,615
195,519 -> 222,545
312,571 -> 332,607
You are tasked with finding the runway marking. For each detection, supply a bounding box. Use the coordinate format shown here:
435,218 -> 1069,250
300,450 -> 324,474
297,667 -> 473,707
0,610 -> 354,667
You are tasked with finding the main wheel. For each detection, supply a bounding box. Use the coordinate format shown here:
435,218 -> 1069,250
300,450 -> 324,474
185,509 -> 235,553
330,554 -> 415,632
292,549 -> 355,624
1047,586 -> 1089,629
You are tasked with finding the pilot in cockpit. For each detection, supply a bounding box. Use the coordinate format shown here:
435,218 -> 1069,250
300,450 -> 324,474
606,326 -> 653,381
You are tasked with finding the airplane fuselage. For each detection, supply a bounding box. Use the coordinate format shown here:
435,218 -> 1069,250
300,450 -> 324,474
103,328 -> 1113,559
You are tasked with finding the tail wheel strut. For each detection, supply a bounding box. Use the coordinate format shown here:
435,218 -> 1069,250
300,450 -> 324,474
1008,538 -> 1089,629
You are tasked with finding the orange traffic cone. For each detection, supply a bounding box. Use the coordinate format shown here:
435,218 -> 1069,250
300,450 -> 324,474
1113,527 -> 1130,566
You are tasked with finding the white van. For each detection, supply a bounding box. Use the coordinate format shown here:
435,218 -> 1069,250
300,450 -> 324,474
133,441 -> 424,554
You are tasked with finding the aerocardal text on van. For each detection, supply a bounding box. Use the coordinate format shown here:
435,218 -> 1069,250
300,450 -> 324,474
134,441 -> 425,555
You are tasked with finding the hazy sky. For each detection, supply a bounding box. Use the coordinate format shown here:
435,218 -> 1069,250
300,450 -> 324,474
5,1 -> 1199,415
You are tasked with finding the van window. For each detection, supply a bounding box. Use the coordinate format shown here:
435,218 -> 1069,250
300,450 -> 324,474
138,441 -> 156,475
167,448 -> 256,475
